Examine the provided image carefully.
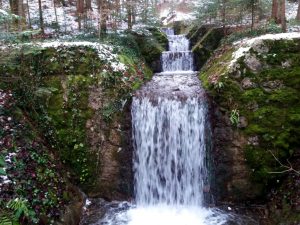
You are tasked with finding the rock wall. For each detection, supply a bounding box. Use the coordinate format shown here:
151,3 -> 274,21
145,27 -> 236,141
0,29 -> 167,222
199,35 -> 300,209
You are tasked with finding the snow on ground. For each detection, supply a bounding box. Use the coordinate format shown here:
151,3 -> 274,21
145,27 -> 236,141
286,0 -> 298,20
1,0 -> 100,33
229,32 -> 300,69
0,8 -> 9,16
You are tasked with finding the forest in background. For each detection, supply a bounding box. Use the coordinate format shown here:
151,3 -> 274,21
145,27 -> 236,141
0,0 -> 300,41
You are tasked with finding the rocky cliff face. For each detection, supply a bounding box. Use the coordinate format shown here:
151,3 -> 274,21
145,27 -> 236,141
0,28 -> 167,222
198,33 -> 300,222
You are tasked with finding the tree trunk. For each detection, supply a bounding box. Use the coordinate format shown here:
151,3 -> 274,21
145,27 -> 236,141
38,0 -> 44,34
9,0 -> 19,27
271,0 -> 280,23
86,0 -> 92,10
18,0 -> 24,31
297,0 -> 300,21
26,0 -> 31,28
280,0 -> 286,32
98,0 -> 107,35
53,0 -> 58,30
77,0 -> 84,30
126,0 -> 132,30
251,0 -> 255,30
221,0 -> 226,35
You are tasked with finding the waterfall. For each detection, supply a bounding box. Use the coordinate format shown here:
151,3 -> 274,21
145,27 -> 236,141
132,29 -> 208,208
94,29 -> 233,225
132,97 -> 209,206
161,34 -> 193,72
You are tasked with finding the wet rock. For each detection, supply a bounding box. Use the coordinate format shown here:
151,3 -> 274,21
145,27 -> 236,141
238,116 -> 248,128
247,136 -> 259,146
282,60 -> 291,68
262,80 -> 283,92
244,55 -> 262,73
241,78 -> 256,90
247,101 -> 259,111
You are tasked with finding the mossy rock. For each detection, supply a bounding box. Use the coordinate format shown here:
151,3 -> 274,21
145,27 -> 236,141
131,28 -> 167,72
200,37 -> 300,200
191,27 -> 225,70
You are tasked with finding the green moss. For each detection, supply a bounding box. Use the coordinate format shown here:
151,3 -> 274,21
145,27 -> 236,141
130,27 -> 167,71
199,48 -> 234,89
201,38 -> 300,195
192,28 -> 225,70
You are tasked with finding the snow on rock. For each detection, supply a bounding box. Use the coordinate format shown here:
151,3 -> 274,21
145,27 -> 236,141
229,32 -> 300,69
21,41 -> 127,72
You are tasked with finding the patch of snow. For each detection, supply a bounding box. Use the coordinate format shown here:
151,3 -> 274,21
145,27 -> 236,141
0,9 -> 9,16
286,1 -> 298,21
229,32 -> 300,68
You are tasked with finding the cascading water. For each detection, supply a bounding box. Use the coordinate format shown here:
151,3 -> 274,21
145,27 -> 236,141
80,28 -> 256,225
161,33 -> 193,72
132,97 -> 208,206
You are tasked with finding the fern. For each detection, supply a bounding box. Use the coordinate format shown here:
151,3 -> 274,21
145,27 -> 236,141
0,213 -> 19,225
6,198 -> 36,223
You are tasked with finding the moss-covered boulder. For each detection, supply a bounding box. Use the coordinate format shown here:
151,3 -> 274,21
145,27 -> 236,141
200,34 -> 300,209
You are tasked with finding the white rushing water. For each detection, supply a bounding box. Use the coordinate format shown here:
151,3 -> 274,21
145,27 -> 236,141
132,97 -> 208,206
161,30 -> 193,72
96,28 -> 236,225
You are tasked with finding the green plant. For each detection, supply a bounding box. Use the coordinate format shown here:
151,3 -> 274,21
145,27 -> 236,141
7,198 -> 37,223
0,155 -> 6,176
230,109 -> 240,126
214,81 -> 224,91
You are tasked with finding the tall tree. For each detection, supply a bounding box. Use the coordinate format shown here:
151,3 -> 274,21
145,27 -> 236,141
97,0 -> 107,36
86,0 -> 92,10
297,0 -> 300,21
17,0 -> 24,31
77,0 -> 84,30
271,0 -> 280,23
280,0 -> 286,32
126,0 -> 133,30
38,0 -> 44,34
26,0 -> 31,28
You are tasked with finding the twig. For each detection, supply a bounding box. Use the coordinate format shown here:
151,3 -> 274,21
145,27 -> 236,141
268,150 -> 300,175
